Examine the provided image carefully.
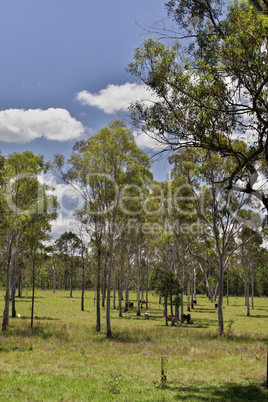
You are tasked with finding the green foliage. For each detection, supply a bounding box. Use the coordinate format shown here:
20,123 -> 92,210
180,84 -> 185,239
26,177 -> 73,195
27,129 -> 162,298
128,0 -> 268,211
150,266 -> 181,307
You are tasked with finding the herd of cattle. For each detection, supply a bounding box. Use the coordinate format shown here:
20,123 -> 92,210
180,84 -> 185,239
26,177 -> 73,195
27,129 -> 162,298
124,299 -> 194,325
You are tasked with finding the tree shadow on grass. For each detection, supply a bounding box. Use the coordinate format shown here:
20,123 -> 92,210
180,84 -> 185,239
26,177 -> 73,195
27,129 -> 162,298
172,382 -> 268,401
11,315 -> 58,321
0,323 -> 66,342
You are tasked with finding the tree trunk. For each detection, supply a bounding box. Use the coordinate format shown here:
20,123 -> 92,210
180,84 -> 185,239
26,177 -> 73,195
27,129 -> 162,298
226,268 -> 229,306
193,268 -> 196,302
112,265 -> 116,310
217,265 -> 224,336
124,255 -> 130,312
81,249 -> 85,312
251,271 -> 254,310
2,244 -> 13,331
53,256 -> 56,295
96,247 -> 101,332
102,256 -> 107,308
118,241 -> 124,317
245,281 -> 250,316
31,259 -> 35,328
214,282 -> 219,302
11,258 -> 18,317
187,282 -> 191,312
145,259 -> 149,310
106,222 -> 114,338
164,297 -> 168,326
136,247 -> 141,317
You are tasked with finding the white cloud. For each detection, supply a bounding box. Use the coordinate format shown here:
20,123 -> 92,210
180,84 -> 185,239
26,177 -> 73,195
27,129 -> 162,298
76,83 -> 156,114
0,108 -> 85,143
133,129 -> 169,152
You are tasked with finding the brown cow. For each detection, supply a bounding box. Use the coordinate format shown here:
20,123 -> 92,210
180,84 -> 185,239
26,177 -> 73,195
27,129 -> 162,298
167,314 -> 179,326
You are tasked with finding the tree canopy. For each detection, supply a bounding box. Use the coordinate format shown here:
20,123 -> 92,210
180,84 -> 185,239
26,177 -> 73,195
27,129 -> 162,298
128,0 -> 268,210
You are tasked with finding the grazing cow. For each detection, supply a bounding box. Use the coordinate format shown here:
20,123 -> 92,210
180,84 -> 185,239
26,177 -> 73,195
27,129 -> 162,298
167,314 -> 179,326
144,312 -> 149,320
128,302 -> 134,307
193,300 -> 197,305
182,313 -> 191,324
139,299 -> 146,308
215,304 -> 218,308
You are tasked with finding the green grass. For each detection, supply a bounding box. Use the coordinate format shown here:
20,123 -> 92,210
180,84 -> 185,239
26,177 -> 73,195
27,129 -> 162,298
0,291 -> 267,401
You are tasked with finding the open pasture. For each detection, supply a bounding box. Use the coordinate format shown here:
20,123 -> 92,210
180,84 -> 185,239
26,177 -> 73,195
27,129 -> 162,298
0,291 -> 267,401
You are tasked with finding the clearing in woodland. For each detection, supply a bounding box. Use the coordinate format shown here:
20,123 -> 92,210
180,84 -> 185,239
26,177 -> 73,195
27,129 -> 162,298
0,291 -> 267,401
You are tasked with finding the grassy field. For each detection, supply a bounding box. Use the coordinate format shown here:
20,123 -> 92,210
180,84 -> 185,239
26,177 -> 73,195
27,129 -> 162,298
0,290 -> 267,401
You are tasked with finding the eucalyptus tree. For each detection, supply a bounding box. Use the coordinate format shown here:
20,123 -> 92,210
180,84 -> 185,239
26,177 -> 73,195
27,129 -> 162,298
236,221 -> 263,315
54,120 -> 152,337
128,0 -> 268,212
170,148 -> 254,335
1,151 -> 54,331
55,231 -> 82,298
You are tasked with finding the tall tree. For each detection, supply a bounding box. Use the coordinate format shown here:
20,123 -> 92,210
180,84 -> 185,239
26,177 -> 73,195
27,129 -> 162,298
170,148 -> 253,335
128,0 -> 268,211
54,120 -> 152,337
1,151 -> 52,331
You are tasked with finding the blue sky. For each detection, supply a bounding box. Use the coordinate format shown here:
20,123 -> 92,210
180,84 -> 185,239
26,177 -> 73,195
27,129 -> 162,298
0,0 -> 170,173
0,0 -> 172,236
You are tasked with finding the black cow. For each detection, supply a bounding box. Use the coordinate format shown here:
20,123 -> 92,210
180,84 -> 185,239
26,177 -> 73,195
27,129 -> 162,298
182,313 -> 191,324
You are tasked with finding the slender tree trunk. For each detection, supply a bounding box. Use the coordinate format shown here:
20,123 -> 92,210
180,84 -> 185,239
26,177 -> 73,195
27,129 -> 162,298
53,256 -> 56,295
124,255 -> 130,312
2,244 -> 13,331
106,221 -> 114,338
226,268 -> 229,306
11,258 -> 18,317
245,281 -> 250,316
118,240 -> 124,317
214,282 -> 219,302
31,259 -> 35,328
69,260 -> 73,298
180,261 -> 185,323
217,263 -> 224,336
191,279 -> 194,309
251,271 -> 254,310
136,246 -> 141,317
193,268 -> 196,302
81,249 -> 85,311
187,282 -> 191,312
164,297 -> 168,326
145,259 -> 149,310
96,247 -> 101,332
102,256 -> 107,308
18,272 -> 23,298
112,265 -> 116,310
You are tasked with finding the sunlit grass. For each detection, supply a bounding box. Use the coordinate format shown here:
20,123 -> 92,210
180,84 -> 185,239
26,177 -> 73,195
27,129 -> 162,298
0,290 -> 267,400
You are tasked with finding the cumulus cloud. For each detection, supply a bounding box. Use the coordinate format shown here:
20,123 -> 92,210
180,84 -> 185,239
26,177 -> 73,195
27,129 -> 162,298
76,83 -> 156,114
133,130 -> 169,152
0,108 -> 85,143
